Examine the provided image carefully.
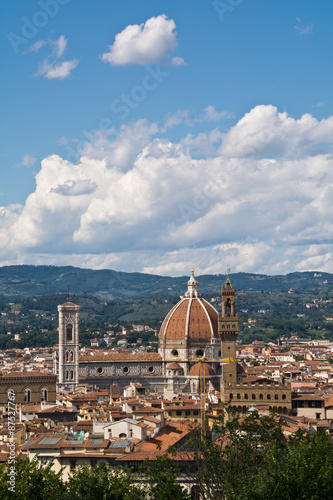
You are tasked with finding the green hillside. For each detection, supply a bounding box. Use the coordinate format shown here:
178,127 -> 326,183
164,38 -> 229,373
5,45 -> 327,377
0,265 -> 332,300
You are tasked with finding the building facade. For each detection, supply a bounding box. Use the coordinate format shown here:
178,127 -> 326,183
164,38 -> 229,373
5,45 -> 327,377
0,371 -> 56,408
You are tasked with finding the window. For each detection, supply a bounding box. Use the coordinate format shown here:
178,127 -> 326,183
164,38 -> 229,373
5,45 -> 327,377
237,393 -> 241,400
275,394 -> 278,400
196,349 -> 204,357
108,429 -> 112,436
267,394 -> 271,400
70,370 -> 74,380
119,433 -> 127,438
171,349 -> 178,357
65,370 -> 69,380
259,394 -> 263,400
123,366 -> 129,374
65,351 -> 69,362
226,298 -> 231,317
244,394 -> 248,400
148,366 -> 154,373
282,394 -> 286,400
70,460 -> 77,470
193,410 -> 198,416
185,410 -> 191,416
41,388 -> 48,402
176,410 -> 182,416
97,367 -> 104,374
66,324 -> 73,342
252,394 -> 256,400
24,388 -> 31,403
229,393 -> 233,400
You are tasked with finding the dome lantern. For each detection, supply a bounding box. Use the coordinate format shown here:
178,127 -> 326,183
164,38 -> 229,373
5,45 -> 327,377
184,269 -> 201,298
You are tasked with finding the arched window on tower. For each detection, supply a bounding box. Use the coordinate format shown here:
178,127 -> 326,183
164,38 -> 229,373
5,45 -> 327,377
226,298 -> 231,317
41,388 -> 48,402
24,388 -> 31,403
66,324 -> 73,342
65,351 -> 69,362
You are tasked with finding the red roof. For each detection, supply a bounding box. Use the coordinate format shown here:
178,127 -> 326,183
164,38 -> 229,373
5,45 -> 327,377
160,298 -> 219,341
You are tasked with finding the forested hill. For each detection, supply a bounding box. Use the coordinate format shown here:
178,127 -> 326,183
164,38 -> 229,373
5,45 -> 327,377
0,265 -> 331,300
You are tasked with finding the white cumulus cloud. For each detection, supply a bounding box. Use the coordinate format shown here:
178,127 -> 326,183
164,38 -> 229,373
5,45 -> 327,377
0,105 -> 332,275
101,14 -> 183,66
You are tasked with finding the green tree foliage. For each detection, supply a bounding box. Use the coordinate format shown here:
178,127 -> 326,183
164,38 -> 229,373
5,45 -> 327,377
180,409 -> 333,500
140,454 -> 190,500
0,455 -> 65,500
251,431 -> 333,500
65,463 -> 143,500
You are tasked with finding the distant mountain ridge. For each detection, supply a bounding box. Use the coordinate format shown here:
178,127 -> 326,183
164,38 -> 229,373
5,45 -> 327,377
0,265 -> 331,300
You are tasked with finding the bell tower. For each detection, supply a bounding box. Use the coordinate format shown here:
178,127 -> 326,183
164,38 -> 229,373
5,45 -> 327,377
57,300 -> 80,391
218,270 -> 238,386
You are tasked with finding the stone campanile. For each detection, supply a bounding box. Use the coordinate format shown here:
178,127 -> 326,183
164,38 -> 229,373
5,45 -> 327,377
57,301 -> 80,391
218,272 -> 238,386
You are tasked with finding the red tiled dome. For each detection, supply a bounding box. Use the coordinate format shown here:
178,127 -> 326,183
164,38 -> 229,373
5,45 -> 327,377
160,297 -> 218,341
159,271 -> 219,342
188,362 -> 216,377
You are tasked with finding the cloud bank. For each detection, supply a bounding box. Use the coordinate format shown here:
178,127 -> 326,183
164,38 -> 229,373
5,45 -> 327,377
1,105 -> 332,276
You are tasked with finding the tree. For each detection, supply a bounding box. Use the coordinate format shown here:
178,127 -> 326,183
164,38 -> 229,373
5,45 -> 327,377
0,455 -> 65,500
250,431 -> 333,500
187,409 -> 284,499
65,463 -> 143,500
140,454 -> 190,500
178,409 -> 333,500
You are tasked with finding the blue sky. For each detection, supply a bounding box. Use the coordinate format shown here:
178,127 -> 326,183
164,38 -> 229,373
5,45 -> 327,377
0,0 -> 332,275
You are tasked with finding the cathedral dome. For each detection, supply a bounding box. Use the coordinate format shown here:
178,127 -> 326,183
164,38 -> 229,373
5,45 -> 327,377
159,270 -> 219,342
188,362 -> 216,377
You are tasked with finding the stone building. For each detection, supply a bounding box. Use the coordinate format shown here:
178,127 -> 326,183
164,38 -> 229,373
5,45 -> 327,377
0,371 -> 56,409
54,301 -> 80,391
218,275 -> 292,414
